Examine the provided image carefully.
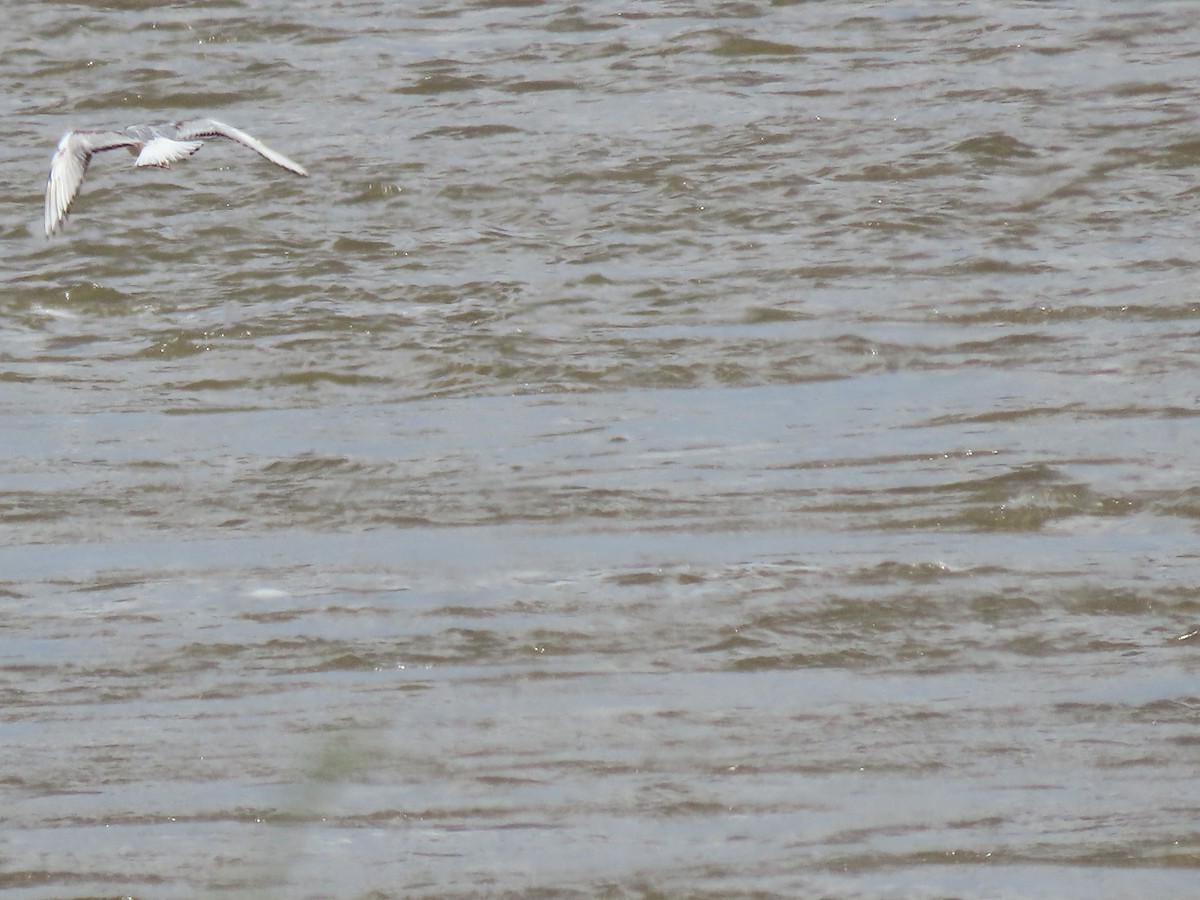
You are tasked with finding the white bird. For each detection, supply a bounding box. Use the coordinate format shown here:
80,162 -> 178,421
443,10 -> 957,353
44,118 -> 308,237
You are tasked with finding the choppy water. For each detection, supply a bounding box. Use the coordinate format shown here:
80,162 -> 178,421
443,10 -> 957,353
2,2 -> 1200,897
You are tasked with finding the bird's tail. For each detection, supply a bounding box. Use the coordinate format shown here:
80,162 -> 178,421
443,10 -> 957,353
135,138 -> 204,169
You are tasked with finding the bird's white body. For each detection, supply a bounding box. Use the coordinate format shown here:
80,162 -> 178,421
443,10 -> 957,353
44,118 -> 308,237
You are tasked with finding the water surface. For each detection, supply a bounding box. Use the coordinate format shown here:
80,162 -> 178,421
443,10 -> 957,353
2,2 -> 1199,897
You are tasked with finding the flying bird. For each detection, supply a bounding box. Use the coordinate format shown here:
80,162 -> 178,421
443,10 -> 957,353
44,118 -> 308,237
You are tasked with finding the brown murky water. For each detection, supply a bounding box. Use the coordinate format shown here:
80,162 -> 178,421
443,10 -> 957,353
2,2 -> 1200,897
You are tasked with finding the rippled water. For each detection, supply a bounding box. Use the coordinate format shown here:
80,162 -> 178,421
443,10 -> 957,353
3,2 -> 1200,898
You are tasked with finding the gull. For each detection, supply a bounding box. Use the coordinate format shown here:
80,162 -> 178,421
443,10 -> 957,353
44,118 -> 308,237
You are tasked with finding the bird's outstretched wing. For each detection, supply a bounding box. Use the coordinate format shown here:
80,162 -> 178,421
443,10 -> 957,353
135,138 -> 204,169
45,129 -> 139,237
173,119 -> 308,176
